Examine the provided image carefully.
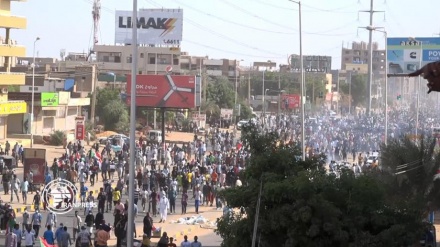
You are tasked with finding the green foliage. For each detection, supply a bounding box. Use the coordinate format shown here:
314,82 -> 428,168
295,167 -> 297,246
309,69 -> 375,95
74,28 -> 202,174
49,130 -> 66,146
206,76 -> 235,109
339,74 -> 368,107
96,88 -> 121,120
379,136 -> 440,209
101,99 -> 129,133
239,101 -> 253,120
215,128 -> 428,247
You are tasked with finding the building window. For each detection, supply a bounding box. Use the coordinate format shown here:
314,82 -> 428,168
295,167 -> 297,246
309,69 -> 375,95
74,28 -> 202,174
103,56 -> 109,62
148,53 -> 156,64
173,54 -> 179,65
345,50 -> 350,54
127,56 -> 132,63
114,56 -> 121,63
158,54 -> 171,65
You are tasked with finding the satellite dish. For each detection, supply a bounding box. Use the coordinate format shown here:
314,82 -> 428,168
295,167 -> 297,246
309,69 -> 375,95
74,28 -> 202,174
166,65 -> 173,72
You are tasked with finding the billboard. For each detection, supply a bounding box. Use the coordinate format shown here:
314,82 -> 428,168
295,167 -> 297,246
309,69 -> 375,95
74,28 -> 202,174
387,37 -> 440,74
41,92 -> 59,107
221,108 -> 233,118
23,148 -> 46,185
75,116 -> 85,141
115,9 -> 183,45
126,74 -> 196,108
282,94 -> 301,109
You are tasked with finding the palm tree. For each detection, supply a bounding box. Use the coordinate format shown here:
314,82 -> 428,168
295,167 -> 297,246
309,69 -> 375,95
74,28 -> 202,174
379,136 -> 440,208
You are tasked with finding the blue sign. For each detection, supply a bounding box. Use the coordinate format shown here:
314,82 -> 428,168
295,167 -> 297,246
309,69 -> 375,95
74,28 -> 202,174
387,37 -> 440,74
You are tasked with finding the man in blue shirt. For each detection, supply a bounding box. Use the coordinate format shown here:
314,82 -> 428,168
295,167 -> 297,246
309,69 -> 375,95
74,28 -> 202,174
55,223 -> 64,242
80,185 -> 88,203
43,225 -> 55,244
12,224 -> 22,247
44,172 -> 52,185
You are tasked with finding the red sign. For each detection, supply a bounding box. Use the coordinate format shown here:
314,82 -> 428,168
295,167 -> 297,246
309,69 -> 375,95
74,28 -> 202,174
75,116 -> 85,140
281,94 -> 301,109
23,148 -> 46,184
126,75 -> 196,108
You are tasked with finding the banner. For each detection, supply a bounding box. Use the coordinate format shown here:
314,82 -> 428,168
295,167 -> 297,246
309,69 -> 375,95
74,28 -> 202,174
115,9 -> 183,45
281,94 -> 301,109
387,37 -> 440,74
75,117 -> 85,140
23,148 -> 46,185
220,108 -> 233,118
41,93 -> 59,107
126,74 -> 196,108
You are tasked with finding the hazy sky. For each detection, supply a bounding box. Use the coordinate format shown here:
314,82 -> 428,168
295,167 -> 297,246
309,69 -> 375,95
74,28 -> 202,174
10,0 -> 440,69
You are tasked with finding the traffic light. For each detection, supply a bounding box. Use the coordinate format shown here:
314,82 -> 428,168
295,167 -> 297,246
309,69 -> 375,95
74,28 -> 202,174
397,94 -> 401,100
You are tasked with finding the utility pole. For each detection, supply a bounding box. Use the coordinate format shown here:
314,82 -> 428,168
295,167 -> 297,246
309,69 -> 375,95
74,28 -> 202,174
359,0 -> 383,115
348,72 -> 352,115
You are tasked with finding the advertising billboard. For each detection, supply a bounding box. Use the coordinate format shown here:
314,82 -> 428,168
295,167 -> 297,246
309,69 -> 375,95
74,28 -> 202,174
282,94 -> 301,109
387,37 -> 440,74
23,148 -> 46,185
75,116 -> 85,141
126,74 -> 196,108
41,92 -> 59,107
115,9 -> 183,45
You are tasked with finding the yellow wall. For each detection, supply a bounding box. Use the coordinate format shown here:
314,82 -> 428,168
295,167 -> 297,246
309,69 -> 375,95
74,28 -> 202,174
0,15 -> 26,29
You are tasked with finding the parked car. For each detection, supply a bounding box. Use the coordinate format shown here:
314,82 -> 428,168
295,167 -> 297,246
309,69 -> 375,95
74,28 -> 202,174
99,134 -> 129,145
147,130 -> 162,145
237,120 -> 249,130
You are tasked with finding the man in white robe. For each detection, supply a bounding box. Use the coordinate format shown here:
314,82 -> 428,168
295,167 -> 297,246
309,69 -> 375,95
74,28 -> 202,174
159,194 -> 169,223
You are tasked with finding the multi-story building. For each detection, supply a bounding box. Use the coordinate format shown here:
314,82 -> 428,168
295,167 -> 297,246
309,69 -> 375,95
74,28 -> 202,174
179,53 -> 240,78
93,44 -> 181,75
0,0 -> 28,139
290,55 -> 332,73
341,41 -> 386,73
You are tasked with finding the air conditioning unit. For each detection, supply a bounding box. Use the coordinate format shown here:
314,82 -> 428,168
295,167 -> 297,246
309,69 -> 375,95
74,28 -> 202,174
1,88 -> 8,94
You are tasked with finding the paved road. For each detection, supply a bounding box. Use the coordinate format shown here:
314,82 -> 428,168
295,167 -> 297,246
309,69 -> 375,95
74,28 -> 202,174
0,141 -> 223,246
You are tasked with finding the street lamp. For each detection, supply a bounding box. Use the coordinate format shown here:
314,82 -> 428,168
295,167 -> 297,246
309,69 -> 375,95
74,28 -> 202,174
288,0 -> 305,161
409,37 -> 422,138
30,37 -> 40,148
234,59 -> 243,134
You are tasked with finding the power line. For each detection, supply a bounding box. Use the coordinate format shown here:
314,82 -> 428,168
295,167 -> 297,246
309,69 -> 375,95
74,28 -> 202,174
183,39 -> 284,59
171,0 -> 296,35
252,0 -> 358,14
185,19 -> 285,57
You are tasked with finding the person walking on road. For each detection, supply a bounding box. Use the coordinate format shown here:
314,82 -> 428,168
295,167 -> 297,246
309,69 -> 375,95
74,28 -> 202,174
191,236 -> 202,247
143,212 -> 153,238
45,211 -> 57,229
159,193 -> 169,223
73,211 -> 82,240
180,235 -> 191,247
10,174 -> 20,203
31,209 -> 42,237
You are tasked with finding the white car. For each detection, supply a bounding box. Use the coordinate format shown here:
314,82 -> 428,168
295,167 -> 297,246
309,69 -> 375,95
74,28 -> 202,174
236,120 -> 249,130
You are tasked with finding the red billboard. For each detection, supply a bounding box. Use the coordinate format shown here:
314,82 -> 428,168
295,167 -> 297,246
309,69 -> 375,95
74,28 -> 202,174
282,94 -> 301,109
75,116 -> 85,140
23,148 -> 46,185
126,74 -> 196,108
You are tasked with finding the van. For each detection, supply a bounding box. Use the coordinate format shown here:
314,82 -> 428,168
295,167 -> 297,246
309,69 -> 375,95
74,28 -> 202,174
147,130 -> 162,145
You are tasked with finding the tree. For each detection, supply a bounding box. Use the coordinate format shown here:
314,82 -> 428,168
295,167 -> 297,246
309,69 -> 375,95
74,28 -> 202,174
379,136 -> 440,209
205,76 -> 235,109
215,128 -> 428,247
101,99 -> 129,132
96,88 -> 121,119
339,74 -> 368,107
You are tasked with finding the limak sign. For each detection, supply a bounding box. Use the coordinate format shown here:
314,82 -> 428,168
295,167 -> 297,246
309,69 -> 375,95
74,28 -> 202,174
115,9 -> 183,45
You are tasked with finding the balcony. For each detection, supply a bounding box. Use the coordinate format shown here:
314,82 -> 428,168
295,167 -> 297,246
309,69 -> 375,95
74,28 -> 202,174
0,72 -> 25,85
0,15 -> 26,29
0,44 -> 26,57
